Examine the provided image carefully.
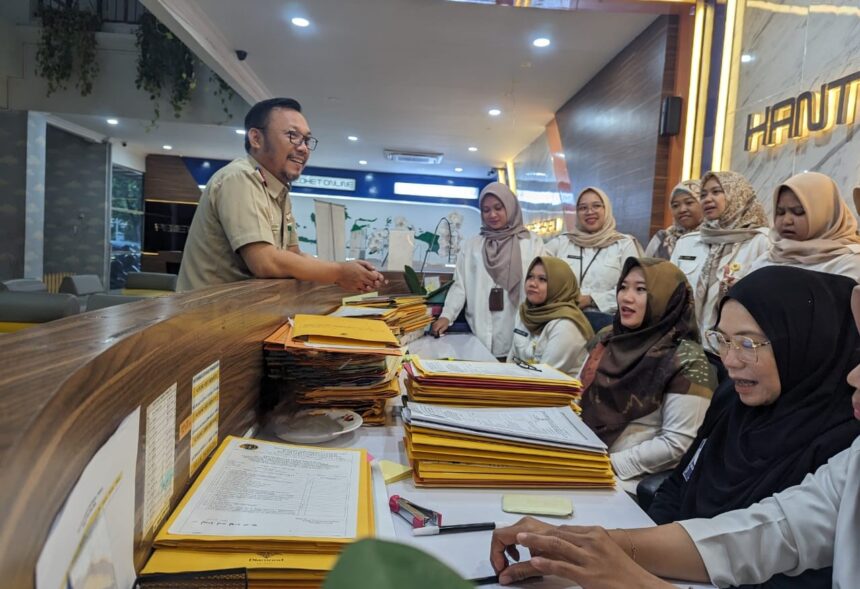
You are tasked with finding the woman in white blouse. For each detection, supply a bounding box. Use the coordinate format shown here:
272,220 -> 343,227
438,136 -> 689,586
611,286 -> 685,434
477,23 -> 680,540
506,256 -> 594,376
671,171 -> 769,351
546,187 -> 641,315
488,286 -> 860,589
751,171 -> 860,279
431,182 -> 544,358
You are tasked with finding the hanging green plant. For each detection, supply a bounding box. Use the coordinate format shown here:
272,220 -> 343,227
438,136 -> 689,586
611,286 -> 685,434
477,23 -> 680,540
35,1 -> 102,96
209,71 -> 236,123
135,11 -> 197,120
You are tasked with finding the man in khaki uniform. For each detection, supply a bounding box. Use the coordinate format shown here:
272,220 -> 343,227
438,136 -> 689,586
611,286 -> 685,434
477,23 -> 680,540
177,98 -> 385,292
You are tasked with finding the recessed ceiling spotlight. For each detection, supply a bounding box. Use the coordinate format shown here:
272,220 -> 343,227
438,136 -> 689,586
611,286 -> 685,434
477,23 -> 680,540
235,129 -> 246,135
454,167 -> 464,173
291,17 -> 310,27
359,160 -> 368,165
532,37 -> 551,48
468,146 -> 478,152
106,118 -> 119,125
741,54 -> 754,63
488,108 -> 502,117
348,135 -> 359,142
202,161 -> 211,168
162,145 -> 173,150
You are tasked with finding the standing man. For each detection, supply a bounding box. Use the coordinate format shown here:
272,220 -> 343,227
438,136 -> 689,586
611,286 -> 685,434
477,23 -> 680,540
177,98 -> 385,292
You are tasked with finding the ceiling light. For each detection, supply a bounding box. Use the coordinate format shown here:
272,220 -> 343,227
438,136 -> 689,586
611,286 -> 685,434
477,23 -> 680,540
235,129 -> 246,135
348,135 -> 358,142
106,118 -> 119,125
488,108 -> 502,117
162,145 -> 173,150
454,167 -> 464,172
532,37 -> 551,48
291,17 -> 310,27
468,146 -> 478,152
202,161 -> 211,168
359,160 -> 368,165
741,54 -> 754,63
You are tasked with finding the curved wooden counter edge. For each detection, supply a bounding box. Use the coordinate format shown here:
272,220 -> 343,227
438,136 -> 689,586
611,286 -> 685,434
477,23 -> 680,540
0,278 -> 351,588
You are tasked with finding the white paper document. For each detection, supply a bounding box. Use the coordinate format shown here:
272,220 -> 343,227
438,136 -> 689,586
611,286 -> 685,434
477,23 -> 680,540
169,438 -> 361,539
330,306 -> 389,318
36,407 -> 140,589
417,358 -> 575,382
144,383 -> 177,535
404,402 -> 606,451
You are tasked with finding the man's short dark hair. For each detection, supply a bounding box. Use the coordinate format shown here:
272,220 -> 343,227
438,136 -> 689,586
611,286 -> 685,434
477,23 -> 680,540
244,98 -> 302,152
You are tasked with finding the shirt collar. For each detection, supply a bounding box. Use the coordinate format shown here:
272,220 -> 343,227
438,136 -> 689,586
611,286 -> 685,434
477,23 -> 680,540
247,155 -> 288,200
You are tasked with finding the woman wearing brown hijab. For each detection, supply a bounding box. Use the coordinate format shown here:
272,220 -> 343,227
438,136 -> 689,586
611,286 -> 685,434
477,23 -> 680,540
507,256 -> 594,376
751,171 -> 860,280
670,171 -> 770,352
545,187 -> 642,314
432,183 -> 545,357
579,257 -> 716,494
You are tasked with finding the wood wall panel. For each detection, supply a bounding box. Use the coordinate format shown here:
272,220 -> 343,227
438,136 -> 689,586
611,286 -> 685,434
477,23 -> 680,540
555,16 -> 672,245
143,154 -> 202,203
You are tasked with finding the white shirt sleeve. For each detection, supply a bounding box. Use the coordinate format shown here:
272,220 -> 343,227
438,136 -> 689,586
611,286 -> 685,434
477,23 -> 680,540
678,444 -> 854,588
589,238 -> 640,313
610,393 -> 710,480
440,247 -> 468,322
538,320 -> 588,376
644,233 -> 662,257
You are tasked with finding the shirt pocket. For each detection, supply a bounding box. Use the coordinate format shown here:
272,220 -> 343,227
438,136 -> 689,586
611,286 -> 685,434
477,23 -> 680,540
675,255 -> 700,278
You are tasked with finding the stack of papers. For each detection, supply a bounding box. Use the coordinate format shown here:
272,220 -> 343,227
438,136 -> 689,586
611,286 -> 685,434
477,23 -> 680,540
404,357 -> 583,408
142,436 -> 374,588
403,403 -> 613,488
264,315 -> 404,425
333,293 -> 433,345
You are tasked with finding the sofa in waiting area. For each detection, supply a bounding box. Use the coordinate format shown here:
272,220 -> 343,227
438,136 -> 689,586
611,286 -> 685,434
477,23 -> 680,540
0,292 -> 79,333
121,272 -> 177,297
0,278 -> 48,292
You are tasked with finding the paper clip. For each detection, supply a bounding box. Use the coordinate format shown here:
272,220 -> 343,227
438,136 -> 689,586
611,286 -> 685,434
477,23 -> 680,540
388,494 -> 442,529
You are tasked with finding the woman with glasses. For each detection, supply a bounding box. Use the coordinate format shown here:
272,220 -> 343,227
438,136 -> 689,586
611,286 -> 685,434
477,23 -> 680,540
579,257 -> 715,494
506,256 -> 594,376
489,269 -> 860,589
545,188 -> 642,316
750,171 -> 860,280
670,171 -> 770,353
644,180 -> 704,260
431,183 -> 545,358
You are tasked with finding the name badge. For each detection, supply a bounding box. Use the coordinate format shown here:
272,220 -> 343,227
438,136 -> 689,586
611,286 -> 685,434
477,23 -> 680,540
679,255 -> 697,261
567,254 -> 582,260
513,328 -> 529,337
682,438 -> 707,482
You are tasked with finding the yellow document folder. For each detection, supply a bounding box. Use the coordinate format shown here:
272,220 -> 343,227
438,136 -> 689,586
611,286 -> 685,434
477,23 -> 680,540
292,314 -> 399,348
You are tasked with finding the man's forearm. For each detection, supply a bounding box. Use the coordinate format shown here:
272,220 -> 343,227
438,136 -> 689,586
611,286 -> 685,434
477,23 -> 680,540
608,524 -> 710,583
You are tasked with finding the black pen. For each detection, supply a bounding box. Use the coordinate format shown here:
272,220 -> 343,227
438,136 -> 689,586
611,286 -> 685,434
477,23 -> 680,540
468,574 -> 499,586
412,521 -> 510,536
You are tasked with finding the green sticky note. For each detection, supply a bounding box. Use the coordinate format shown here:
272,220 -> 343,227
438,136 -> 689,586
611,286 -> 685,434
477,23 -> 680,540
502,494 -> 573,517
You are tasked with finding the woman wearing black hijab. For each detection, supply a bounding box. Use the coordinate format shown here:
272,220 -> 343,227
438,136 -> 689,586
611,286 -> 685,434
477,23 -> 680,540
648,266 -> 860,589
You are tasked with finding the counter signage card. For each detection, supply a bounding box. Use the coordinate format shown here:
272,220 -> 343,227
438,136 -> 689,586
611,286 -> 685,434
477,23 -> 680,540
190,360 -> 220,476
35,408 -> 140,589
143,384 -> 177,535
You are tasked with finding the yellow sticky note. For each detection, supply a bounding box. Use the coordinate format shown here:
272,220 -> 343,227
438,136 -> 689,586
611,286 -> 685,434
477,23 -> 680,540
502,494 -> 573,517
378,460 -> 413,484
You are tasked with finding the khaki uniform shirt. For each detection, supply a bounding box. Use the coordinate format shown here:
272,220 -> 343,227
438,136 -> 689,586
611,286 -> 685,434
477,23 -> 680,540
177,156 -> 299,291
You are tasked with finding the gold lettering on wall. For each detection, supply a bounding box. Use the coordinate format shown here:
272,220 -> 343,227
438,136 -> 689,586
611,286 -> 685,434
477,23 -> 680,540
745,70 -> 860,151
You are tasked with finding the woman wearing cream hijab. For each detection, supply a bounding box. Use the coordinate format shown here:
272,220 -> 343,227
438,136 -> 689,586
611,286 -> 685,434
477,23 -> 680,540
645,180 -> 704,260
751,172 -> 860,279
670,171 -> 770,353
507,256 -> 594,376
545,187 -> 642,314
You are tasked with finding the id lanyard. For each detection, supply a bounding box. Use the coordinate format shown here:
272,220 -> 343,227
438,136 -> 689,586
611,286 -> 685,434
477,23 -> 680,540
579,246 -> 602,284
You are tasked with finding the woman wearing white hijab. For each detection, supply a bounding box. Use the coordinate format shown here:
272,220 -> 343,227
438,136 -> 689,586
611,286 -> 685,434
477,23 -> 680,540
751,172 -> 860,279
671,171 -> 770,352
644,180 -> 704,260
545,187 -> 642,314
431,182 -> 544,357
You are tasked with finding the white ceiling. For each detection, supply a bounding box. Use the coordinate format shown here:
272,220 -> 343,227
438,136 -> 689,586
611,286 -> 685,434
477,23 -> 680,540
64,1 -> 657,178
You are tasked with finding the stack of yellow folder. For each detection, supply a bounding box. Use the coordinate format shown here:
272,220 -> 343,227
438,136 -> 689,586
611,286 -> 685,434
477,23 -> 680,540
263,315 -> 403,425
403,403 -> 613,488
404,357 -> 583,409
335,294 -> 433,345
142,436 -> 375,588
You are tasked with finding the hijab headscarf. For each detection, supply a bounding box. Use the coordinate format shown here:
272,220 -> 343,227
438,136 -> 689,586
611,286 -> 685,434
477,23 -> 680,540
677,266 -> 860,520
519,256 -> 594,341
652,180 -> 702,259
695,171 -> 769,321
478,182 -> 530,305
564,187 -> 626,249
579,257 -> 709,446
768,171 -> 860,265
